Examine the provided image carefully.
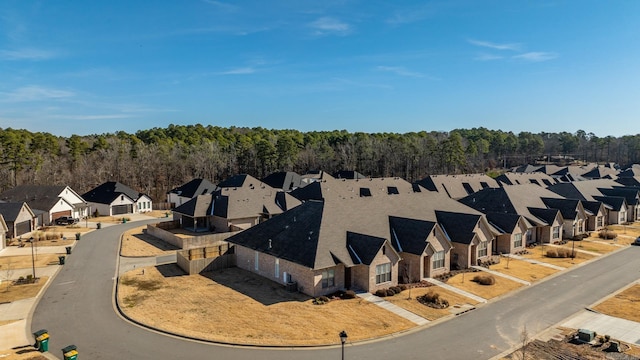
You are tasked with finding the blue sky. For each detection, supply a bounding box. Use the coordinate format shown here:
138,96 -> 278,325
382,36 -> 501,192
1,1 -> 639,137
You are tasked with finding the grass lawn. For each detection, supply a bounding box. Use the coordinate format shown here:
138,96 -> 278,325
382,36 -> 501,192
0,276 -> 48,303
445,271 -> 523,299
489,257 -> 559,282
120,226 -> 179,257
520,246 -> 595,267
0,254 -> 63,269
385,286 -> 479,320
566,239 -> 622,254
593,284 -> 640,323
118,266 -> 416,345
0,348 -> 47,360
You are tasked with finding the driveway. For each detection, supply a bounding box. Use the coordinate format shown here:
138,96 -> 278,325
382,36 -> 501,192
32,222 -> 640,359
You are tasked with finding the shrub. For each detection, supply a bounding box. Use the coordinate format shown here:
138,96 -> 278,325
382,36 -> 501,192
390,286 -> 401,294
398,284 -> 408,291
375,289 -> 387,297
547,248 -> 573,258
417,291 -> 449,309
318,295 -> 329,302
342,290 -> 356,299
472,274 -> 495,285
546,249 -> 558,258
599,230 -> 618,239
386,289 -> 395,297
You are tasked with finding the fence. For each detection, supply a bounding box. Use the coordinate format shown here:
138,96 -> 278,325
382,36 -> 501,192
176,243 -> 236,274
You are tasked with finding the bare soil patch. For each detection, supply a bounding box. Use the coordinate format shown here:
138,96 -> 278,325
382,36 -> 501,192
120,226 -> 178,257
489,257 -> 559,282
593,284 -> 640,323
117,266 -> 415,345
445,271 -> 523,299
0,254 -> 63,269
0,276 -> 48,303
385,286 -> 479,320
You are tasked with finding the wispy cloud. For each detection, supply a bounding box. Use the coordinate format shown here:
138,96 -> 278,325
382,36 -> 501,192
376,66 -> 423,78
386,5 -> 435,25
0,48 -> 57,60
202,0 -> 238,12
513,52 -> 558,62
468,39 -> 521,51
2,85 -> 74,102
49,114 -> 136,121
308,17 -> 351,36
474,53 -> 504,61
217,67 -> 256,75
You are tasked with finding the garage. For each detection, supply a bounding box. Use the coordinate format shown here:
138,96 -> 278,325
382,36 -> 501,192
112,204 -> 131,215
15,220 -> 32,237
52,210 -> 71,221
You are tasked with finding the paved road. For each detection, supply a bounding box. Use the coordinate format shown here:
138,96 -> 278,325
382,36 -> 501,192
32,223 -> 640,360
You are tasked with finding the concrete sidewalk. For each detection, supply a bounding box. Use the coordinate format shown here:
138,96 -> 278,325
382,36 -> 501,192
562,310 -> 640,345
357,292 -> 429,326
1,245 -> 71,256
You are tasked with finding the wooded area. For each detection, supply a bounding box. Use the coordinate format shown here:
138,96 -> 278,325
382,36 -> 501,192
1,125 -> 639,201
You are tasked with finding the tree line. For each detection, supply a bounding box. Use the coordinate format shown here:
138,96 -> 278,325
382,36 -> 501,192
1,125 -> 639,202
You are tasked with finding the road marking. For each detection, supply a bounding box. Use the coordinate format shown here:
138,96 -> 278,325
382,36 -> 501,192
57,281 -> 76,286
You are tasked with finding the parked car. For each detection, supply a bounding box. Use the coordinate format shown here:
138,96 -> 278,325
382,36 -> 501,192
55,216 -> 79,226
632,237 -> 640,246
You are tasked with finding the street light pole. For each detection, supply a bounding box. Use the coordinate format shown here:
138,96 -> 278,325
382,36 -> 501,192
339,330 -> 348,360
29,236 -> 36,280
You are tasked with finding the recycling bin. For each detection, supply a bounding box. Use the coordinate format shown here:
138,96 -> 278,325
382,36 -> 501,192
34,329 -> 49,352
58,256 -> 66,265
75,233 -> 81,240
123,218 -> 127,223
66,246 -> 72,254
62,345 -> 78,360
97,222 -> 102,229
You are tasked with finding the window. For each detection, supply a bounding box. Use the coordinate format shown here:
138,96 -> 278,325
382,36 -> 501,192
578,221 -> 583,233
321,269 -> 335,288
274,259 -> 279,278
619,212 -> 626,223
513,233 -> 523,248
477,241 -> 488,257
121,195 -> 124,201
375,263 -> 392,284
597,216 -> 603,227
552,226 -> 560,239
432,251 -> 445,269
254,251 -> 259,271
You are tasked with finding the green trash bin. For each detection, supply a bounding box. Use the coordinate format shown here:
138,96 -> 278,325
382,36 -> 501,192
58,256 -> 66,265
97,222 -> 102,229
75,233 -> 81,240
62,345 -> 78,360
123,218 -> 127,223
65,246 -> 72,254
34,329 -> 49,352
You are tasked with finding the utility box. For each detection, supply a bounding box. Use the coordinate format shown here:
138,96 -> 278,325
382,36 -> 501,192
577,329 -> 595,343
33,329 -> 49,352
62,345 -> 78,360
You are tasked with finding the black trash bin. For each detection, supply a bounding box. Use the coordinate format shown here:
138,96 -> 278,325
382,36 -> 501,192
58,256 -> 66,265
65,246 -> 72,254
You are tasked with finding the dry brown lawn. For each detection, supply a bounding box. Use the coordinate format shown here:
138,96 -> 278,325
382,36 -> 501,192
564,239 -> 622,254
0,276 -> 48,303
489,257 -> 559,282
0,254 -> 63,270
445,271 -> 524,299
520,246 -> 594,266
0,348 -> 48,360
120,226 -> 179,257
593,284 -> 640,323
0,319 -> 18,326
385,286 -> 479,320
118,266 -> 415,345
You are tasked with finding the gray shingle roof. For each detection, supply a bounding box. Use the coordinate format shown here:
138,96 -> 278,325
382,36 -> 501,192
168,178 -> 215,198
0,185 -> 83,213
82,182 -> 145,204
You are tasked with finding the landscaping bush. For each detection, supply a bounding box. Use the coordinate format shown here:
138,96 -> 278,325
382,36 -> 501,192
546,249 -> 558,258
599,230 -> 618,239
472,274 -> 495,285
390,286 -> 402,294
398,284 -> 408,291
417,291 -> 449,309
342,290 -> 356,299
546,248 -> 573,258
385,288 -> 395,297
313,296 -> 330,305
375,289 -> 387,297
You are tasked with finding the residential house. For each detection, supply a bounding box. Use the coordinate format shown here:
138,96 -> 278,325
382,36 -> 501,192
495,172 -> 559,187
173,174 -> 302,232
459,184 -> 568,244
167,178 -> 215,208
414,174 -> 499,199
82,181 -> 153,217
228,189 -> 495,297
0,185 -> 88,227
485,213 -> 532,254
0,215 -> 8,250
0,202 -> 36,239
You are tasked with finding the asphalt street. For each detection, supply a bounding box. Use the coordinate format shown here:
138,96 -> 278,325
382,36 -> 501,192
32,222 -> 640,359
